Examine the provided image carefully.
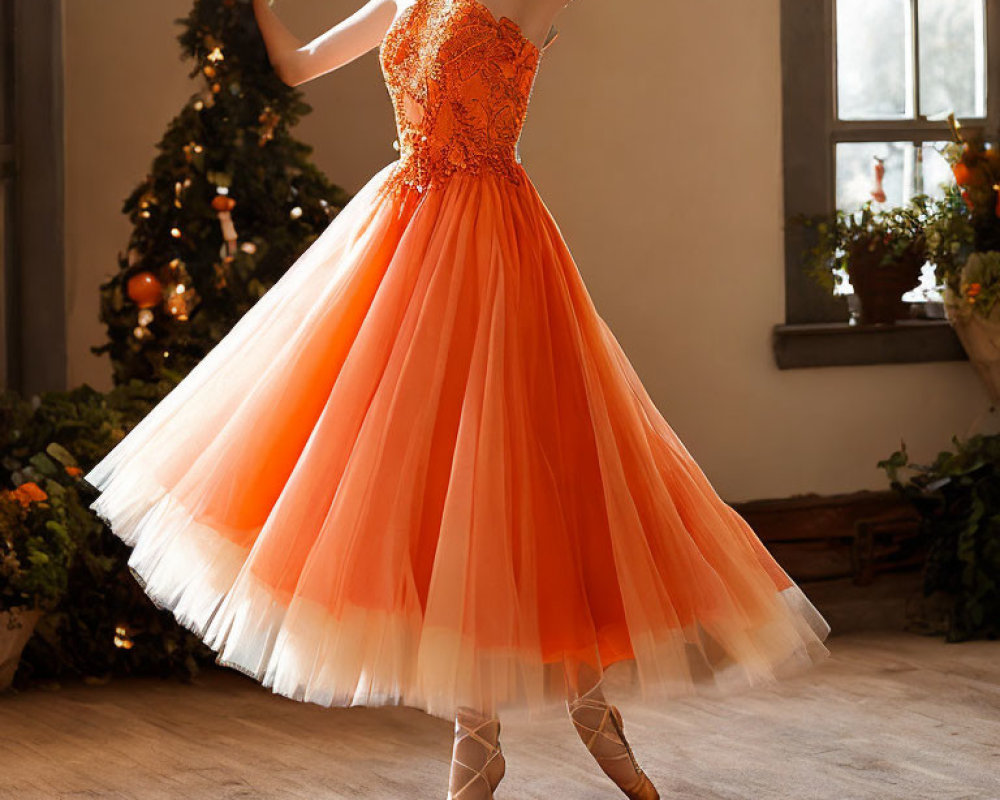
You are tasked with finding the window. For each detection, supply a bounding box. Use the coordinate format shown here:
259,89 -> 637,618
775,0 -> 1000,368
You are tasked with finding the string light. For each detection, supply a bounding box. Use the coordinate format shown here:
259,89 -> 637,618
113,626 -> 134,649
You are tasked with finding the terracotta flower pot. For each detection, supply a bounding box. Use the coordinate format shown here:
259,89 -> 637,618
847,240 -> 925,325
945,287 -> 1000,405
0,606 -> 43,691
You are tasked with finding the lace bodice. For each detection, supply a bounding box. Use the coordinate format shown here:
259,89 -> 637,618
379,0 -> 552,192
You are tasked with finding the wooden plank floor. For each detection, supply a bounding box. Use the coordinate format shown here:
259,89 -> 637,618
1,632 -> 998,800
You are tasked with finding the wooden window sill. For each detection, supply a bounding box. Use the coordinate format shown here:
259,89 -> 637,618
772,319 -> 967,369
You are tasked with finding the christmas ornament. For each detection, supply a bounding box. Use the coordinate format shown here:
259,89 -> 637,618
870,157 -> 886,203
212,194 -> 239,256
126,271 -> 163,309
137,187 -> 156,220
258,106 -> 281,146
214,260 -> 230,289
166,292 -> 191,321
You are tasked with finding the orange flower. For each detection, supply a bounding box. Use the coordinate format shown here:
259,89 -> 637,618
11,482 -> 47,507
967,282 -> 982,297
953,162 -> 973,186
65,465 -> 83,478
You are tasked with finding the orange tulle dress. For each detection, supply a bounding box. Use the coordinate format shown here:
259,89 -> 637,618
85,0 -> 830,722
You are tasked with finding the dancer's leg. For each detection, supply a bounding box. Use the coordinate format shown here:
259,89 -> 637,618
447,706 -> 505,800
564,661 -> 660,800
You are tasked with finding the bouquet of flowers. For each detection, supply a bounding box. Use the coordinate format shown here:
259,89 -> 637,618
938,115 -> 1000,319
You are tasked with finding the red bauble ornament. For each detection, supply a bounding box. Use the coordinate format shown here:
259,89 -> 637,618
127,271 -> 163,309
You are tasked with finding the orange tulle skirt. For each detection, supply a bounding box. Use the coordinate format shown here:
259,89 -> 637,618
85,162 -> 830,721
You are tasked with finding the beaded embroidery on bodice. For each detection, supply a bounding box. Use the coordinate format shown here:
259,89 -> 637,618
379,0 -> 544,192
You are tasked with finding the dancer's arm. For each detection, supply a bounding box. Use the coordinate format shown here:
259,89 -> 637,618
251,0 -> 396,87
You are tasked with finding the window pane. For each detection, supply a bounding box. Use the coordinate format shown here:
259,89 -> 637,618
918,0 -> 986,118
837,0 -> 913,120
835,141 -> 951,212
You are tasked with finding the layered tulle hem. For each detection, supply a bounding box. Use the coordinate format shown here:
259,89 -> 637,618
87,460 -> 829,723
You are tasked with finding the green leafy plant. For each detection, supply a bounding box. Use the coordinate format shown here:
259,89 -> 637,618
797,197 -> 932,293
947,251 -> 1000,320
0,484 -> 75,614
923,184 -> 977,294
1,392 -> 93,614
879,434 -> 1000,642
1,383 -> 217,685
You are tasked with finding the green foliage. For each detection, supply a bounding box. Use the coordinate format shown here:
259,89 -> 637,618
922,184 -> 977,294
0,490 -> 75,613
1,384 -> 216,685
94,0 -> 351,385
795,197 -> 932,293
879,435 -> 1000,641
951,251 -> 1000,319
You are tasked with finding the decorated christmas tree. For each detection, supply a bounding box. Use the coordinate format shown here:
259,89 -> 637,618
94,0 -> 351,385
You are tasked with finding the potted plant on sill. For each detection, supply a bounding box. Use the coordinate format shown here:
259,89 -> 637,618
799,199 -> 929,326
933,116 -> 1000,404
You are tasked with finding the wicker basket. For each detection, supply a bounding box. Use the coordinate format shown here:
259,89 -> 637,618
0,606 -> 42,691
945,288 -> 1000,405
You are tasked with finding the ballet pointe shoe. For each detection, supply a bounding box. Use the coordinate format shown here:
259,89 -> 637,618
447,707 -> 505,799
567,685 -> 660,800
